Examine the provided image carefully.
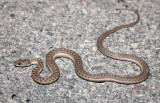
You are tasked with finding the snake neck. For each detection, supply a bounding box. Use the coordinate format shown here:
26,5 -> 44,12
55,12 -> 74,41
29,58 -> 44,73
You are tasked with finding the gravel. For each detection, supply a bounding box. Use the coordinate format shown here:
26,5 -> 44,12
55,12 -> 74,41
0,0 -> 159,103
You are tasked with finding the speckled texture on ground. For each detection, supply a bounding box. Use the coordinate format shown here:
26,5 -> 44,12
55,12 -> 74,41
0,0 -> 159,103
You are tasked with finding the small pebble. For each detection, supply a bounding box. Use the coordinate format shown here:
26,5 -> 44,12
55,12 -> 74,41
87,82 -> 94,86
130,43 -> 138,48
141,82 -> 147,86
138,94 -> 144,97
11,94 -> 16,99
2,48 -> 6,52
10,14 -> 15,18
40,29 -> 43,32
52,22 -> 56,26
26,99 -> 31,103
117,0 -> 125,3
92,47 -> 97,51
82,9 -> 87,15
133,84 -> 140,90
69,9 -> 75,14
0,4 -> 4,10
88,29 -> 92,33
143,86 -> 149,91
0,91 -> 3,95
30,37 -> 34,41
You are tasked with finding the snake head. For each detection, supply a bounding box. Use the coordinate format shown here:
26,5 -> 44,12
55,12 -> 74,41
14,59 -> 31,67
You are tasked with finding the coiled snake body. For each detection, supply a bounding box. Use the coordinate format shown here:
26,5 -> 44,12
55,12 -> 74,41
14,9 -> 150,84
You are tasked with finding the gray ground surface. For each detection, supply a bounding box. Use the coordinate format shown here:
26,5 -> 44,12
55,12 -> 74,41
0,0 -> 159,103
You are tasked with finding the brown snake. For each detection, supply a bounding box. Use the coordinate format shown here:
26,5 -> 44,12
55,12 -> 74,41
14,9 -> 150,84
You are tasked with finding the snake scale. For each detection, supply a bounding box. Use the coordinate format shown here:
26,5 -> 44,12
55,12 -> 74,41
14,9 -> 150,84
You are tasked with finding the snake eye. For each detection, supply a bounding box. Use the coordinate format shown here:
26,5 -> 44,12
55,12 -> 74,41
18,63 -> 22,65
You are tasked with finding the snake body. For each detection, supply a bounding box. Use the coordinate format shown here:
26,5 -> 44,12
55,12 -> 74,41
14,9 -> 150,84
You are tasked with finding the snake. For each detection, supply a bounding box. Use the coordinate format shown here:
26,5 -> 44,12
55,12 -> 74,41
14,8 -> 150,84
